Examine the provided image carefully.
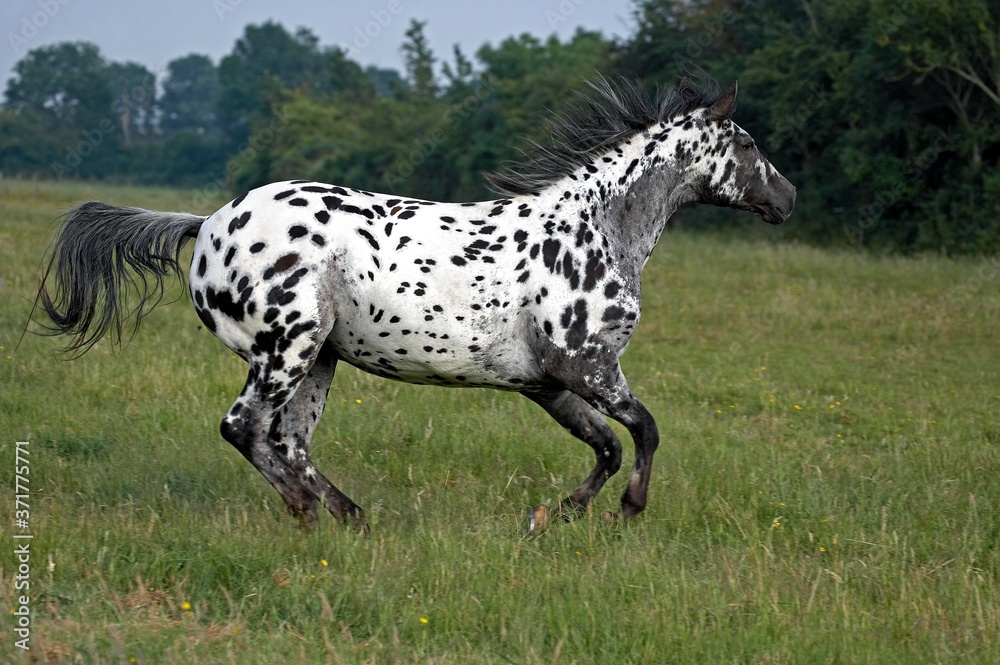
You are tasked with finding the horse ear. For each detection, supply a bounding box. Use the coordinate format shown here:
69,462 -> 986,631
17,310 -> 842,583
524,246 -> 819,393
678,76 -> 698,102
707,81 -> 738,122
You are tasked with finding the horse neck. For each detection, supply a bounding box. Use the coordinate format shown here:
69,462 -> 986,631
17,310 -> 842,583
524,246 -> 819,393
536,124 -> 698,273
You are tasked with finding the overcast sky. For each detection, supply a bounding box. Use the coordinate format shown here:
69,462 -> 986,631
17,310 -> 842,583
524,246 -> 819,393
2,0 -> 636,86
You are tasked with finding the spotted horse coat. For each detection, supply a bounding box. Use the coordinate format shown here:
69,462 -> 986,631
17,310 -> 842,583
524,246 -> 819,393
38,77 -> 796,530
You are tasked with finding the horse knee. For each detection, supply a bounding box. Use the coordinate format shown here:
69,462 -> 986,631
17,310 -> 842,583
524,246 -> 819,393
220,411 -> 252,455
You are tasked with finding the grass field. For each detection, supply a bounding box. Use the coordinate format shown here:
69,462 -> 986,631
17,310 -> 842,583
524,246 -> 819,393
1,179 -> 998,663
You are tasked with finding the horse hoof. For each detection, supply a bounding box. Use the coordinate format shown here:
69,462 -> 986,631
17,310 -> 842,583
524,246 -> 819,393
528,505 -> 550,534
600,510 -> 619,524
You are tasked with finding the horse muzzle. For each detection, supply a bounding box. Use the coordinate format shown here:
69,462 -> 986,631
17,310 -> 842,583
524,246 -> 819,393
757,178 -> 796,225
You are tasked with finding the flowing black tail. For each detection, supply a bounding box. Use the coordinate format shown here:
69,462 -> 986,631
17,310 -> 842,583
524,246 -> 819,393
37,201 -> 206,355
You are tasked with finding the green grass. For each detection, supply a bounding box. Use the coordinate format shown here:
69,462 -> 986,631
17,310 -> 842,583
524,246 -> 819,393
1,179 -> 998,663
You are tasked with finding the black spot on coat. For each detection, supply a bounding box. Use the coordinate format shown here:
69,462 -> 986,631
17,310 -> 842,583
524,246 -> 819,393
602,305 -> 625,322
565,299 -> 588,350
357,229 -> 379,250
273,253 -> 299,273
227,211 -> 251,234
582,255 -> 606,292
542,239 -> 561,271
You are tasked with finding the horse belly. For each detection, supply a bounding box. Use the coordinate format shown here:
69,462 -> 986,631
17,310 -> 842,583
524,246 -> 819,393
326,296 -> 541,389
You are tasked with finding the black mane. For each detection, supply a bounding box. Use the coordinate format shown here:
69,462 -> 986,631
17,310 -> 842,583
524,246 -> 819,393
485,76 -> 722,197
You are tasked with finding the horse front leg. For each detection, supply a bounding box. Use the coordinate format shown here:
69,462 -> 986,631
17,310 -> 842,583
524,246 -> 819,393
532,347 -> 660,528
604,397 -> 659,520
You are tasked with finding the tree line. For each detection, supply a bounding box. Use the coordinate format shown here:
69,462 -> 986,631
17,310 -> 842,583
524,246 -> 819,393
1,0 -> 997,254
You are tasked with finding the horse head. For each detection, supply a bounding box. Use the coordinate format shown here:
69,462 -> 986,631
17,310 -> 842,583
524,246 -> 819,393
686,80 -> 796,225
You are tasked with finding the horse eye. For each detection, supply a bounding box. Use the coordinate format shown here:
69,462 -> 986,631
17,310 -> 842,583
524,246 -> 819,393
742,141 -> 754,152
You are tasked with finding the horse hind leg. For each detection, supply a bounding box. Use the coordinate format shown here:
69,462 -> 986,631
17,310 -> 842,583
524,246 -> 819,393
220,313 -> 364,529
221,368 -> 318,525
267,342 -> 366,528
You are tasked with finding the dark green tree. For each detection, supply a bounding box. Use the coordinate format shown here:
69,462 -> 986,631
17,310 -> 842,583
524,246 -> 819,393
217,22 -> 327,144
442,45 -> 475,95
401,20 -> 439,99
865,0 -> 1000,251
1,1 -> 993,252
109,61 -> 156,144
473,29 -> 611,155
872,0 -> 999,174
160,54 -> 221,136
3,42 -> 117,179
323,47 -> 376,101
0,108 -> 58,175
365,65 -> 404,97
4,42 -> 111,130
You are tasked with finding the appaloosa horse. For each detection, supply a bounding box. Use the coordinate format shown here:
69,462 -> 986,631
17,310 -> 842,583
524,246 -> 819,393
38,77 -> 795,531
